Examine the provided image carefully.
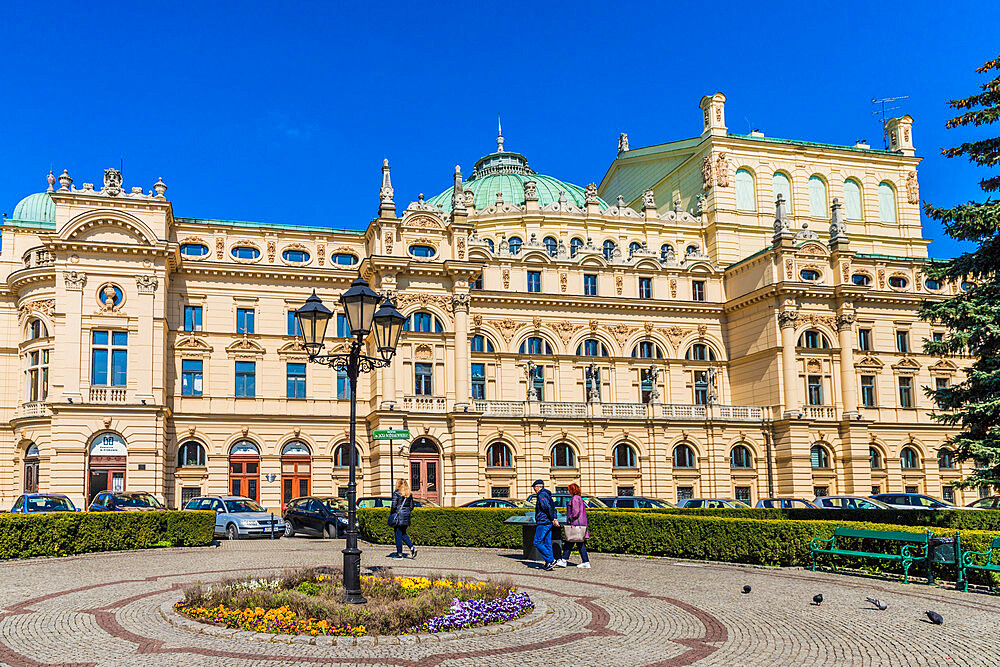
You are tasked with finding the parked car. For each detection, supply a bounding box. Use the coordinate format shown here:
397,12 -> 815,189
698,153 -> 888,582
11,493 -> 78,513
461,499 -> 523,508
88,491 -> 165,512
813,495 -> 895,510
600,496 -> 675,509
870,493 -> 971,510
755,498 -> 819,509
967,496 -> 1000,509
524,494 -> 609,509
283,496 -> 347,538
183,495 -> 285,540
676,498 -> 751,509
355,496 -> 438,508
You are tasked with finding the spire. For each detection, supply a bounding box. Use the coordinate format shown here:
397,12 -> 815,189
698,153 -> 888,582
451,165 -> 466,212
379,158 -> 394,204
497,114 -> 504,153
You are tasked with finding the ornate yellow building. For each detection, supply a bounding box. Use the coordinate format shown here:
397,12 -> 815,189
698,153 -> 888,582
1,93 -> 976,510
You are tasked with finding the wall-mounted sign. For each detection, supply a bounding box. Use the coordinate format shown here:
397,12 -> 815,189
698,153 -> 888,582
89,433 -> 127,457
372,429 -> 410,441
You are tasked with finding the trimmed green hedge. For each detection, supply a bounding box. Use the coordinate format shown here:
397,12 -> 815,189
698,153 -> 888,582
651,507 -> 1000,532
0,510 -> 216,560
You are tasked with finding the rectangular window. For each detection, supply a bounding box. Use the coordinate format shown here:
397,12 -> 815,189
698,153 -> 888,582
813,486 -> 829,498
236,308 -> 255,334
287,310 -> 301,336
531,365 -> 544,401
677,486 -> 694,501
860,375 -> 876,407
640,368 -> 655,403
617,486 -> 635,497
807,375 -> 823,405
932,331 -> 944,342
337,369 -> 351,400
555,486 -> 570,495
905,485 -> 918,495
180,487 -> 201,506
693,370 -> 708,405
184,305 -> 203,332
91,330 -> 127,386
871,485 -> 881,496
286,362 -> 306,398
415,362 -> 433,396
942,486 -> 955,504
181,359 -> 203,396
895,329 -> 909,353
470,274 -> 483,290
638,277 -> 652,299
585,367 -> 601,401
734,486 -> 751,504
858,328 -> 872,351
490,486 -> 510,498
336,313 -> 349,338
898,376 -> 913,407
471,363 -> 486,400
935,377 -> 949,391
235,361 -> 256,397
26,349 -> 49,401
692,280 -> 706,301
583,274 -> 597,296
527,271 -> 541,293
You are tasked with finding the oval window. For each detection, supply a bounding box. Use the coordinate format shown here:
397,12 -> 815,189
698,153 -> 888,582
961,281 -> 976,291
231,246 -> 260,260
180,243 -> 209,257
925,278 -> 941,291
282,249 -> 310,263
888,276 -> 908,289
409,245 -> 435,258
851,274 -> 871,286
333,253 -> 357,266
800,269 -> 821,281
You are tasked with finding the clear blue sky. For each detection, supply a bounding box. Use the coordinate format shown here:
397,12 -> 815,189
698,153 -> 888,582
1,1 -> 997,258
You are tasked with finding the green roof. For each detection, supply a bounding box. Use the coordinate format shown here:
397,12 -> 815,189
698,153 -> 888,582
175,216 -> 364,235
11,192 -> 56,224
727,133 -> 900,155
428,173 -> 609,212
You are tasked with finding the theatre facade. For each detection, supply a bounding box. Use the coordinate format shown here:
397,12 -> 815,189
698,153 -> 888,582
0,93 -> 978,510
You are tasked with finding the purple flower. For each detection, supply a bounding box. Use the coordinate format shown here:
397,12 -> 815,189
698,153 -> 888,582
411,593 -> 534,633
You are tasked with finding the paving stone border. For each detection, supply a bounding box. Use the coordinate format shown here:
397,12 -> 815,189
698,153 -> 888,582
160,594 -> 546,645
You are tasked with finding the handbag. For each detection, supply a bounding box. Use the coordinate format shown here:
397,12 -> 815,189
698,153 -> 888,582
564,525 -> 587,542
387,512 -> 398,527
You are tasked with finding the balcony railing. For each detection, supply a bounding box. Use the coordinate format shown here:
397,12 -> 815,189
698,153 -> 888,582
451,400 -> 772,422
803,405 -> 837,420
401,395 -> 448,413
539,401 -> 587,417
601,402 -> 648,419
13,401 -> 51,419
22,247 -> 54,269
474,400 -> 526,416
660,403 -> 708,420
89,387 -> 128,403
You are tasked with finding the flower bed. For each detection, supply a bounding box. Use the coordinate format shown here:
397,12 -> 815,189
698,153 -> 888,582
176,567 -> 533,637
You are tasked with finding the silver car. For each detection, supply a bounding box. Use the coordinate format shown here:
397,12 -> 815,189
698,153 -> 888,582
184,495 -> 285,540
813,495 -> 895,510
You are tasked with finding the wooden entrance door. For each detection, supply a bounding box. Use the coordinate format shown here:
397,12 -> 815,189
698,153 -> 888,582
281,456 -> 310,507
229,455 -> 260,501
409,437 -> 441,504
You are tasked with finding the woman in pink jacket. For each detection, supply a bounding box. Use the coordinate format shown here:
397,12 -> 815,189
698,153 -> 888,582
554,483 -> 590,568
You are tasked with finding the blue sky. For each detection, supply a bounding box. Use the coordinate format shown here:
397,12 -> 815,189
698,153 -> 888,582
1,1 -> 997,257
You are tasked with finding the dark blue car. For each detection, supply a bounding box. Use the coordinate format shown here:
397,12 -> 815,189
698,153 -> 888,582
11,493 -> 78,513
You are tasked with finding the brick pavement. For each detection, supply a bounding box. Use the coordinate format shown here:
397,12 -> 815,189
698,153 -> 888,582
0,538 -> 998,666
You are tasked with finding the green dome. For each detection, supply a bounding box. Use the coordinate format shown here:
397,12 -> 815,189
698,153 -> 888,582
12,192 -> 56,223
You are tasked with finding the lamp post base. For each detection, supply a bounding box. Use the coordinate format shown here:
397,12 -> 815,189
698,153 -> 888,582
342,545 -> 367,605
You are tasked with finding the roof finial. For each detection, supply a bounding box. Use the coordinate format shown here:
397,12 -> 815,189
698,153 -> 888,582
497,114 -> 504,153
379,158 -> 394,204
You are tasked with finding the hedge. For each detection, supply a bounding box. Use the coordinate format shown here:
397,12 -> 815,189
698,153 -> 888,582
650,507 -> 1000,532
0,510 -> 216,560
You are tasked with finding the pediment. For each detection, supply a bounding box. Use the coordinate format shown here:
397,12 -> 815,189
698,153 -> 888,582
929,358 -> 959,372
891,356 -> 921,370
173,335 -> 213,352
225,335 -> 265,354
277,340 -> 308,355
855,354 -> 884,369
796,241 -> 828,257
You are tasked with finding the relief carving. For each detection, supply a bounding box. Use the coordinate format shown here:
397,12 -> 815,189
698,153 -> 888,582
317,244 -> 325,266
266,240 -> 276,263
906,171 -> 919,205
715,152 -> 730,187
777,310 -> 799,329
670,278 -> 677,299
551,321 -> 581,344
560,273 -> 567,293
215,237 -> 225,260
384,232 -> 394,254
135,275 -> 158,294
701,155 -> 715,190
615,275 -> 623,296
457,237 -> 465,260
414,344 -> 433,360
603,323 -> 637,346
492,318 -> 524,344
64,271 -> 87,290
502,267 -> 510,290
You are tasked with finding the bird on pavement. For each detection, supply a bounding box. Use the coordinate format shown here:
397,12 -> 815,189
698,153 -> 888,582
742,585 -> 751,594
926,611 -> 944,625
866,597 -> 887,611
813,594 -> 823,606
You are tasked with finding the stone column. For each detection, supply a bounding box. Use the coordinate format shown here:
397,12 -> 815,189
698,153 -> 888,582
778,310 -> 800,417
452,293 -> 470,407
836,313 -> 858,417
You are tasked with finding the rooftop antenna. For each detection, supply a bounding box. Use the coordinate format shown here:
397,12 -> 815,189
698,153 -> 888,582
871,96 -> 909,148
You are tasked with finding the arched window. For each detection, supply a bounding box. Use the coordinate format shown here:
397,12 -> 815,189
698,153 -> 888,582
576,339 -> 609,357
799,269 -> 821,282
178,441 -> 205,467
570,237 -> 584,258
486,443 -> 513,468
613,443 -> 637,468
735,168 -> 755,211
551,443 -> 577,468
808,176 -> 827,217
900,446 -> 919,469
282,249 -> 310,263
333,253 -> 358,265
282,441 -> 310,456
508,236 -> 522,255
810,444 -> 831,469
852,273 -> 872,286
408,245 -> 436,258
938,449 -> 956,470
603,240 -> 617,261
925,278 -> 942,291
410,437 -> 439,454
180,243 -> 209,257
844,179 -> 863,220
672,444 -> 695,468
484,238 -> 495,252
870,447 -> 883,470
28,319 -> 48,340
686,244 -> 700,256
333,443 -> 361,468
231,245 -> 260,260
660,243 -> 674,260
230,440 -> 259,456
888,276 -> 908,289
878,182 -> 896,223
470,334 -> 495,353
403,312 -> 444,333
798,330 -> 831,349
628,241 -> 642,257
519,336 -> 552,355
543,236 -> 558,257
685,343 -> 717,361
631,341 -> 664,359
730,445 -> 753,469
772,172 -> 792,213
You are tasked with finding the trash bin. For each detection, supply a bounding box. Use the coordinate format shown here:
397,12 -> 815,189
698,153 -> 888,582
930,537 -> 957,564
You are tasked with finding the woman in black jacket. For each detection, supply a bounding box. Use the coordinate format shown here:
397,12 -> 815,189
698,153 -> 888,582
388,479 -> 416,559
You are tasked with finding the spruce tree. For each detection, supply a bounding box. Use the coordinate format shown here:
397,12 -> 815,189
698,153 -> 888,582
922,54 -> 1000,490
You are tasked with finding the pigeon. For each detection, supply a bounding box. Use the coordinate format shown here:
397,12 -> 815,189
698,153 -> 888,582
742,585 -> 751,594
813,594 -> 823,606
866,597 -> 887,611
926,611 -> 944,625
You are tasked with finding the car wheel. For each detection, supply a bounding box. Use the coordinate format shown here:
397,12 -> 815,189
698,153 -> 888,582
284,521 -> 295,538
225,524 -> 238,541
325,524 -> 337,539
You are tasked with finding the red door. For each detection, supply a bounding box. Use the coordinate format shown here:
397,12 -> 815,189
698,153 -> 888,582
229,455 -> 260,501
282,456 -> 310,507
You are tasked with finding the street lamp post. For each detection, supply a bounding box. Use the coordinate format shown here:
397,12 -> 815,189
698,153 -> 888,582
295,276 -> 404,605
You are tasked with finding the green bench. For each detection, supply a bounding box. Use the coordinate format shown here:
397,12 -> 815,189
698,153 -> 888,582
810,527 -> 932,584
958,534 -> 1000,592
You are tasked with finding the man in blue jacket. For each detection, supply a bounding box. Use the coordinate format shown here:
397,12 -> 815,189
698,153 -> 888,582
532,479 -> 559,570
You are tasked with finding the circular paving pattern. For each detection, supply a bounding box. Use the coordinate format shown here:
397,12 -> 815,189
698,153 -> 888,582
0,540 -> 998,666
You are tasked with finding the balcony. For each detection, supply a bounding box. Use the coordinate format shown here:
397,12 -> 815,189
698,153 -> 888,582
89,387 -> 129,403
539,401 -> 587,417
474,400 -> 526,416
401,396 -> 448,413
22,247 -> 54,269
803,405 -> 837,420
13,402 -> 51,419
472,400 -> 770,422
660,403 -> 707,420
601,402 -> 648,419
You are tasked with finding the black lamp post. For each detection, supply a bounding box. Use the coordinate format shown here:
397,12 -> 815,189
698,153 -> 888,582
295,275 -> 404,604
